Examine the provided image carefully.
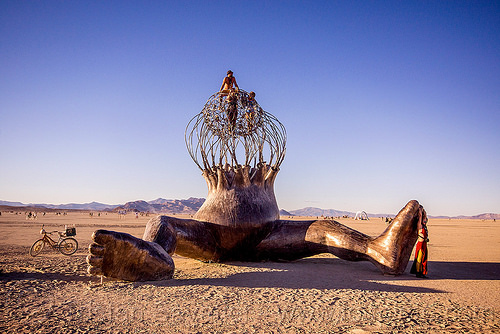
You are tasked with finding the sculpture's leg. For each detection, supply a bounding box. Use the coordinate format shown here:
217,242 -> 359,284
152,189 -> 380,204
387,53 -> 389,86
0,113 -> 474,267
144,215 -> 221,262
87,215 -> 220,281
254,200 -> 423,275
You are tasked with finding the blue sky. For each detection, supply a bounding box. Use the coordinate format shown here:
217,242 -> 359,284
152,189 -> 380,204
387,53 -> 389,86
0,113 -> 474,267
1,1 -> 499,216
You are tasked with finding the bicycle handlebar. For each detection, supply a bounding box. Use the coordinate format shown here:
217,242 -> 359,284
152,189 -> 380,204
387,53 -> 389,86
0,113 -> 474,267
39,225 -> 68,236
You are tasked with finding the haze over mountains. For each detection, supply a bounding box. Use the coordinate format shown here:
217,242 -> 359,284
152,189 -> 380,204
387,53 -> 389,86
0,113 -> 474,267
0,199 -> 205,215
0,200 -> 117,211
116,198 -> 205,214
0,199 -> 498,219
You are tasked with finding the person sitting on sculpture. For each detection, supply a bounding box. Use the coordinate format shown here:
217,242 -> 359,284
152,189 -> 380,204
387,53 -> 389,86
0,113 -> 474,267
220,70 -> 239,96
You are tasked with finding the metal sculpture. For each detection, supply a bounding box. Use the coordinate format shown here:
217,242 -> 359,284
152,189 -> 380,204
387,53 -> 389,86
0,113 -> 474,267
185,90 -> 285,226
87,89 -> 426,282
354,211 -> 369,220
186,90 -> 286,168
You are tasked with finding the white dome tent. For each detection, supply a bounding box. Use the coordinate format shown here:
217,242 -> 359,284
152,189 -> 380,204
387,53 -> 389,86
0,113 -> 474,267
354,211 -> 369,220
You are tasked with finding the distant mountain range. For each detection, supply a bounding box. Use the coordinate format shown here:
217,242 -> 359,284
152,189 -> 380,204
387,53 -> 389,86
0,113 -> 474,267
289,207 -> 362,218
0,200 -> 117,211
115,198 -> 205,214
1,199 -> 498,219
287,207 -> 500,220
0,198 -> 204,215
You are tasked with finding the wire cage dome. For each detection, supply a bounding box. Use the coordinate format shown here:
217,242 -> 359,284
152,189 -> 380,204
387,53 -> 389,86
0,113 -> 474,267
186,90 -> 286,172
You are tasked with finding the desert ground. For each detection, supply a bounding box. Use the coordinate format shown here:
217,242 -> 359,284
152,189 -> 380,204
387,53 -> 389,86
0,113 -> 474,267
0,210 -> 498,333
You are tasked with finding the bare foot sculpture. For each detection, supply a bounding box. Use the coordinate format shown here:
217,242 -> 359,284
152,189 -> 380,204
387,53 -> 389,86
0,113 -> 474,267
87,89 -> 426,281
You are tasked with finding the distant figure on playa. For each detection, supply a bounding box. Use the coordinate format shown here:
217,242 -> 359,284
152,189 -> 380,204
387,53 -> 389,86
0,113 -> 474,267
410,211 -> 429,278
220,70 -> 239,96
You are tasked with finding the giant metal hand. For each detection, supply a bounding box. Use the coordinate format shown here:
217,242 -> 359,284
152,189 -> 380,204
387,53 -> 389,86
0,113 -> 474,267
87,90 -> 425,281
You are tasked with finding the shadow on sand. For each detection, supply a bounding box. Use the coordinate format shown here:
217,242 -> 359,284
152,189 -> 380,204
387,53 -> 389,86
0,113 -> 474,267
426,260 -> 500,280
140,257 -> 500,293
143,258 -> 500,293
2,258 -> 498,294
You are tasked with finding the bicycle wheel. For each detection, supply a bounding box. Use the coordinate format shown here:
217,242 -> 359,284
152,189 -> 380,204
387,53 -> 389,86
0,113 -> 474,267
58,238 -> 78,255
30,239 -> 45,257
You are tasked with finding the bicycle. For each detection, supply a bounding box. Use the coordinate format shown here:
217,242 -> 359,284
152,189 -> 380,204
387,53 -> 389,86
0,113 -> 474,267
29,224 -> 78,256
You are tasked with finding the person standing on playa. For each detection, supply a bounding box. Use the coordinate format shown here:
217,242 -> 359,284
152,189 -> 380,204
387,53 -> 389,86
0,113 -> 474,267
411,212 -> 429,278
220,70 -> 239,96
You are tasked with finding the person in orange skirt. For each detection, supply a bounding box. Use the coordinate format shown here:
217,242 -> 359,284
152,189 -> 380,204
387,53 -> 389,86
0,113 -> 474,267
411,209 -> 429,278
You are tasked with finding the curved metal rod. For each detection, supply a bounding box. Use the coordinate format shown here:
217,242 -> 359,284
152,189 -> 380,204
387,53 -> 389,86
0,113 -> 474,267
185,90 -> 287,172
